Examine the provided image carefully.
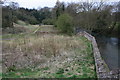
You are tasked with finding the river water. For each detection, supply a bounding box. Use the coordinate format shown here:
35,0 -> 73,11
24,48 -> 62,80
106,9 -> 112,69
96,36 -> 119,70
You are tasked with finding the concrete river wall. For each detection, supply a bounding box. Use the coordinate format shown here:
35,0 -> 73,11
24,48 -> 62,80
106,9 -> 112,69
77,31 -> 119,79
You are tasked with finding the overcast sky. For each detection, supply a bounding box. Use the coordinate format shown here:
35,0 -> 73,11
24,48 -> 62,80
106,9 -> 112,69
5,0 -> 120,9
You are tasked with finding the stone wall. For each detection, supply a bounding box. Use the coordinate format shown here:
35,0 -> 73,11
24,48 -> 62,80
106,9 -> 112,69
77,31 -> 119,79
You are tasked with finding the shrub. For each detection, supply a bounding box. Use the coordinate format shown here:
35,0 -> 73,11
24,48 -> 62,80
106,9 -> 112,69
56,13 -> 73,35
42,18 -> 54,25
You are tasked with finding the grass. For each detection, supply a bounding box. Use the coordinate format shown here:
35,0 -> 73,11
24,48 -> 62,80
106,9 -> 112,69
2,21 -> 97,78
1,33 -> 26,40
17,20 -> 27,26
38,25 -> 58,32
2,34 -> 96,78
2,22 -> 58,40
2,68 -> 37,78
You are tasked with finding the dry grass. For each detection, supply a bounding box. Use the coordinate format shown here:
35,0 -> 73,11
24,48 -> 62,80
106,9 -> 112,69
2,23 -> 96,78
2,34 -> 86,71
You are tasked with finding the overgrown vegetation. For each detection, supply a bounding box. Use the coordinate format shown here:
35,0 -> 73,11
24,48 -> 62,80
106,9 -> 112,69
2,33 -> 96,78
56,13 -> 73,35
1,20 -> 96,78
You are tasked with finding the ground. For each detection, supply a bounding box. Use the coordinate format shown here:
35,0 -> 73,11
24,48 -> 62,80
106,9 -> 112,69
1,21 -> 97,78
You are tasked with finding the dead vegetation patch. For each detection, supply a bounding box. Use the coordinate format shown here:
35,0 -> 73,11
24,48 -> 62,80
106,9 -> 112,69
2,34 -> 96,78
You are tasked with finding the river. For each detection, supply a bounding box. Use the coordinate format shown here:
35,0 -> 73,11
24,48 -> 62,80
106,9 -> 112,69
96,36 -> 119,70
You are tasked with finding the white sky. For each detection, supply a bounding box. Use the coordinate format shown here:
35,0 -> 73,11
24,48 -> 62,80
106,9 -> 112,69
4,0 -> 120,9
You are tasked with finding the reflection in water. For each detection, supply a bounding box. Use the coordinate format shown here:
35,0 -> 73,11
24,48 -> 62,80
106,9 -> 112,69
96,37 -> 119,70
110,38 -> 118,45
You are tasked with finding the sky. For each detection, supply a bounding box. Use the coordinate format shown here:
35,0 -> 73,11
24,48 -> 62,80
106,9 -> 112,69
3,0 -> 120,9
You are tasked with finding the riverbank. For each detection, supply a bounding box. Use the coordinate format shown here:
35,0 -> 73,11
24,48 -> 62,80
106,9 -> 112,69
78,31 -> 119,78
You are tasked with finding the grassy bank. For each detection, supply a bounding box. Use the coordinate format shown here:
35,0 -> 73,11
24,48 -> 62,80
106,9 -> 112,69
2,34 -> 96,78
1,22 -> 96,78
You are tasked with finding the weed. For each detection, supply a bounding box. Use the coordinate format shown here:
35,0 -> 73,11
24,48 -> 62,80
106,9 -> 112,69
56,68 -> 64,74
2,31 -> 96,78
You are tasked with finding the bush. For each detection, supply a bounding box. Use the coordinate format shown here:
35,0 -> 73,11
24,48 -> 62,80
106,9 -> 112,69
42,18 -> 54,25
56,13 -> 73,35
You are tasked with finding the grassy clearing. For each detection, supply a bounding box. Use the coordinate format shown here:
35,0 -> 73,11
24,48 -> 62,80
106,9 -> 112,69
38,25 -> 58,32
2,34 -> 96,78
2,21 -> 96,78
2,21 -> 58,40
2,21 -> 36,40
15,21 -> 39,33
1,33 -> 26,40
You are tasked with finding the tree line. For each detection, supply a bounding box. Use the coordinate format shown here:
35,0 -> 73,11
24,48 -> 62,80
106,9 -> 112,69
1,1 -> 120,36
